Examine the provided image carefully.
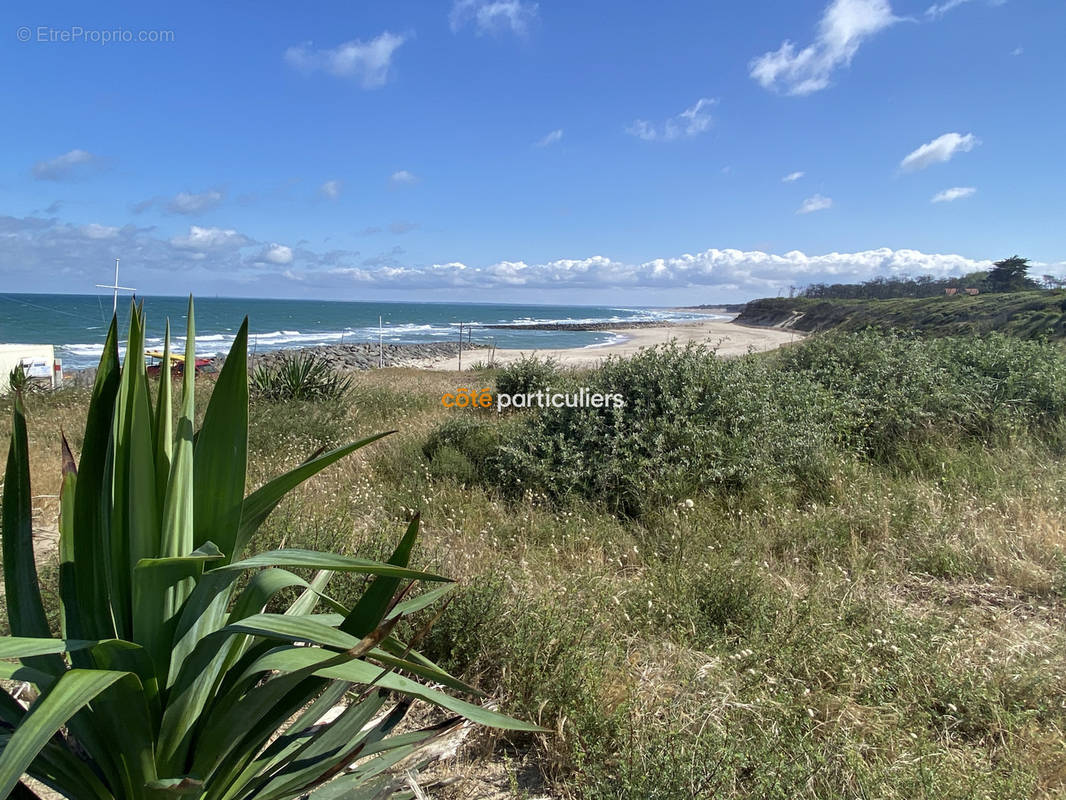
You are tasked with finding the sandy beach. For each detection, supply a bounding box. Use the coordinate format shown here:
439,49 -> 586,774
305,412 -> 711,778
412,318 -> 803,370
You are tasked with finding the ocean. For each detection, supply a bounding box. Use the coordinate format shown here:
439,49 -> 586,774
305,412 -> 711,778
0,294 -> 723,369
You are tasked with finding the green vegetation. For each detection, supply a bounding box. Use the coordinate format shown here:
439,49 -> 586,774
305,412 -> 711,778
4,329 -> 1065,798
0,302 -> 532,800
737,290 -> 1066,340
250,351 -> 354,402
426,333 -> 1066,516
493,353 -> 562,397
801,255 -> 1040,299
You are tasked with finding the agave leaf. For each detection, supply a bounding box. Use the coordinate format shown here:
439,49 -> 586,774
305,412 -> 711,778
2,390 -> 64,676
160,300 -> 198,623
250,692 -> 409,800
193,316 -> 248,561
233,431 -> 395,562
0,669 -> 138,799
89,638 -> 162,725
222,613 -> 360,649
304,716 -> 463,800
71,315 -> 121,641
191,670 -> 368,793
384,581 -> 455,622
0,730 -> 113,800
227,568 -> 316,624
0,636 -> 99,659
154,318 -> 174,508
146,776 -> 205,794
218,569 -> 332,686
219,680 -> 352,785
111,302 -> 160,638
219,549 -> 451,583
133,542 -> 224,680
341,514 -> 420,638
249,647 -> 544,732
285,569 -> 336,617
57,435 -> 80,643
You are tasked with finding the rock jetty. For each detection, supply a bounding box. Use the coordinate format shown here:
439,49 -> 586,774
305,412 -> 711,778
243,341 -> 484,372
483,320 -> 679,332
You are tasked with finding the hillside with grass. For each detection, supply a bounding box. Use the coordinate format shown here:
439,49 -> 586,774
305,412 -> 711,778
5,329 -> 1065,798
736,291 -> 1066,340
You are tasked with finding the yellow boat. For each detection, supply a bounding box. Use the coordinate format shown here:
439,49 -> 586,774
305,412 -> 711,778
145,349 -> 185,362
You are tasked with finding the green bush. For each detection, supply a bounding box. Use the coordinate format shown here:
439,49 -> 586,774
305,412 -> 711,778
427,332 -> 1066,518
494,354 -> 562,398
250,351 -> 354,402
493,342 -> 840,516
0,301 -> 535,799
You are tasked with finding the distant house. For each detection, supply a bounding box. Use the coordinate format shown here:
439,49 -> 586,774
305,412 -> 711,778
964,288 -> 980,296
1,344 -> 62,394
944,287 -> 958,296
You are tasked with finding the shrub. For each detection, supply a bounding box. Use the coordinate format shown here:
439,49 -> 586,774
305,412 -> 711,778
427,332 -> 1066,517
492,343 -> 840,516
0,301 -> 535,799
250,351 -> 354,402
494,354 -> 562,398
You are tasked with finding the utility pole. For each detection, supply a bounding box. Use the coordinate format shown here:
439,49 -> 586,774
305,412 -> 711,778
96,258 -> 136,314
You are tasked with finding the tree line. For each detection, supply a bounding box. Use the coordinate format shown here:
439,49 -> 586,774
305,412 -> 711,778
800,256 -> 1059,300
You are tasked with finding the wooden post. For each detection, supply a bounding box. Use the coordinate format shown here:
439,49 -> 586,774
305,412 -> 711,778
378,315 -> 383,368
458,322 -> 463,372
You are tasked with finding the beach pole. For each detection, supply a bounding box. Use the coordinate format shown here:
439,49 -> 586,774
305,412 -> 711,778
458,322 -> 463,372
379,315 -> 383,368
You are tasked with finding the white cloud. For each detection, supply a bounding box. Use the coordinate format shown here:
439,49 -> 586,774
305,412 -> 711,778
1011,46 -> 1023,56
450,0 -> 538,35
170,226 -> 251,251
626,98 -> 715,142
750,0 -> 899,95
931,186 -> 976,203
80,223 -> 120,239
900,132 -> 979,171
32,149 -> 103,181
284,32 -> 408,88
167,190 -> 224,215
295,247 -> 1008,292
8,213 -> 1060,296
797,194 -> 833,214
134,189 -> 225,215
319,179 -> 342,199
926,0 -> 1005,19
782,171 -> 806,182
258,243 -> 295,264
925,0 -> 972,18
390,170 -> 417,185
535,129 -> 563,147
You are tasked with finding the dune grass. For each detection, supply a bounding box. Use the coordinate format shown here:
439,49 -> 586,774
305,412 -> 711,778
4,333 -> 1066,799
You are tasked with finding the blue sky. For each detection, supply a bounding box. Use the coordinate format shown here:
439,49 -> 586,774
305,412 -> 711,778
1,0 -> 1062,304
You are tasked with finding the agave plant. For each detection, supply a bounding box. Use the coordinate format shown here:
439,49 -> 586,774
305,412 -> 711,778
0,300 -> 535,799
250,352 -> 355,403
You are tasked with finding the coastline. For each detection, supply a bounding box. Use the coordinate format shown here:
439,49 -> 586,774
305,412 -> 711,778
412,318 -> 803,370
58,318 -> 799,383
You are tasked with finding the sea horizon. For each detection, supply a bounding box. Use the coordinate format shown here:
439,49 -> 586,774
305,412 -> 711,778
0,292 -> 725,369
